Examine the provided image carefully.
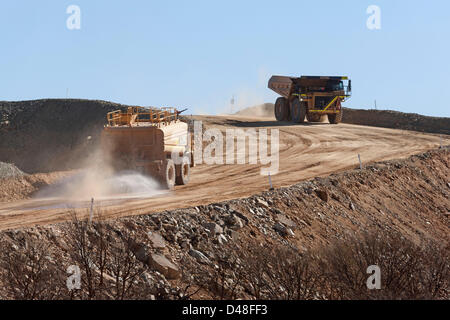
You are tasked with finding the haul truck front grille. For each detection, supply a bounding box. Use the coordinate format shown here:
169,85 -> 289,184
314,96 -> 334,110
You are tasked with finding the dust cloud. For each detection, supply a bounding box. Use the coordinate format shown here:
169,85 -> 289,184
35,169 -> 167,201
34,146 -> 168,201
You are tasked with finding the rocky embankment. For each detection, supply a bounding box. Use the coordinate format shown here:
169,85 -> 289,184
0,148 -> 448,299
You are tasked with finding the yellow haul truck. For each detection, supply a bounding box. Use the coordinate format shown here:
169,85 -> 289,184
101,107 -> 193,189
268,75 -> 351,124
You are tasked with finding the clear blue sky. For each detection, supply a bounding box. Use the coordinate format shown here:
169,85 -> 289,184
0,0 -> 449,116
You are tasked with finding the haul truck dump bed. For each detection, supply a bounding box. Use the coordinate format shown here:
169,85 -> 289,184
268,75 -> 351,124
101,106 -> 193,189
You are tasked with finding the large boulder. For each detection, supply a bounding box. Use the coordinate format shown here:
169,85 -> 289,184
148,231 -> 166,249
148,254 -> 180,280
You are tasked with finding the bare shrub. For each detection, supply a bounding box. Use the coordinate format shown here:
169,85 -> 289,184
180,233 -> 448,300
176,262 -> 203,300
106,231 -> 148,299
183,244 -> 246,300
261,246 -> 322,300
236,242 -> 322,300
0,235 -> 66,299
1,211 -> 446,300
319,230 -> 449,300
183,241 -> 321,300
64,212 -> 148,299
237,242 -> 270,299
418,240 -> 449,299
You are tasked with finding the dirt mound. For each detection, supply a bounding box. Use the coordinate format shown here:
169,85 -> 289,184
0,171 -> 71,202
0,99 -> 131,173
343,108 -> 450,135
0,162 -> 25,178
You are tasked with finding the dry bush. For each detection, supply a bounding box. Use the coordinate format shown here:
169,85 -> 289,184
236,242 -> 269,299
107,231 -> 149,299
0,211 -> 158,300
207,254 -> 245,300
176,262 -> 203,300
180,232 -> 448,300
416,240 -> 449,299
319,230 -> 449,300
183,241 -> 321,300
64,213 -> 149,300
261,246 -> 322,300
0,235 -> 66,300
1,210 -> 446,300
182,244 -> 246,300
237,242 -> 322,300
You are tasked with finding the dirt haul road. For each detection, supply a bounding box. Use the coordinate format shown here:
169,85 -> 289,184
0,115 -> 447,231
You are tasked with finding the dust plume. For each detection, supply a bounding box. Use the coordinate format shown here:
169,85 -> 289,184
35,146 -> 168,201
35,169 -> 167,201
233,103 -> 274,117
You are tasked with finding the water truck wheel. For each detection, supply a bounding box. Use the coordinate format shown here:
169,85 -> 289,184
274,97 -> 289,121
290,98 -> 306,123
175,156 -> 190,185
163,159 -> 176,189
328,110 -> 343,124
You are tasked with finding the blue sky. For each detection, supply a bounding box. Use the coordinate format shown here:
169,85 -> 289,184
0,0 -> 449,116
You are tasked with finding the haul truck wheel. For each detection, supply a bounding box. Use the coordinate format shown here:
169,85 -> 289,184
328,110 -> 343,124
175,156 -> 190,185
306,113 -> 324,122
290,98 -> 306,123
274,97 -> 289,121
283,99 -> 291,121
163,159 -> 176,189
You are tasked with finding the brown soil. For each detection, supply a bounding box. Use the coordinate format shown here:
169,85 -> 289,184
0,114 -> 447,230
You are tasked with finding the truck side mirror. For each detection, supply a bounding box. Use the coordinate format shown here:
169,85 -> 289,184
348,80 -> 352,93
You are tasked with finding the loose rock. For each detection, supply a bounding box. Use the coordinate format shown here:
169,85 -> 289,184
203,222 -> 223,235
148,231 -> 166,249
189,249 -> 211,264
149,254 -> 180,280
315,189 -> 329,202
